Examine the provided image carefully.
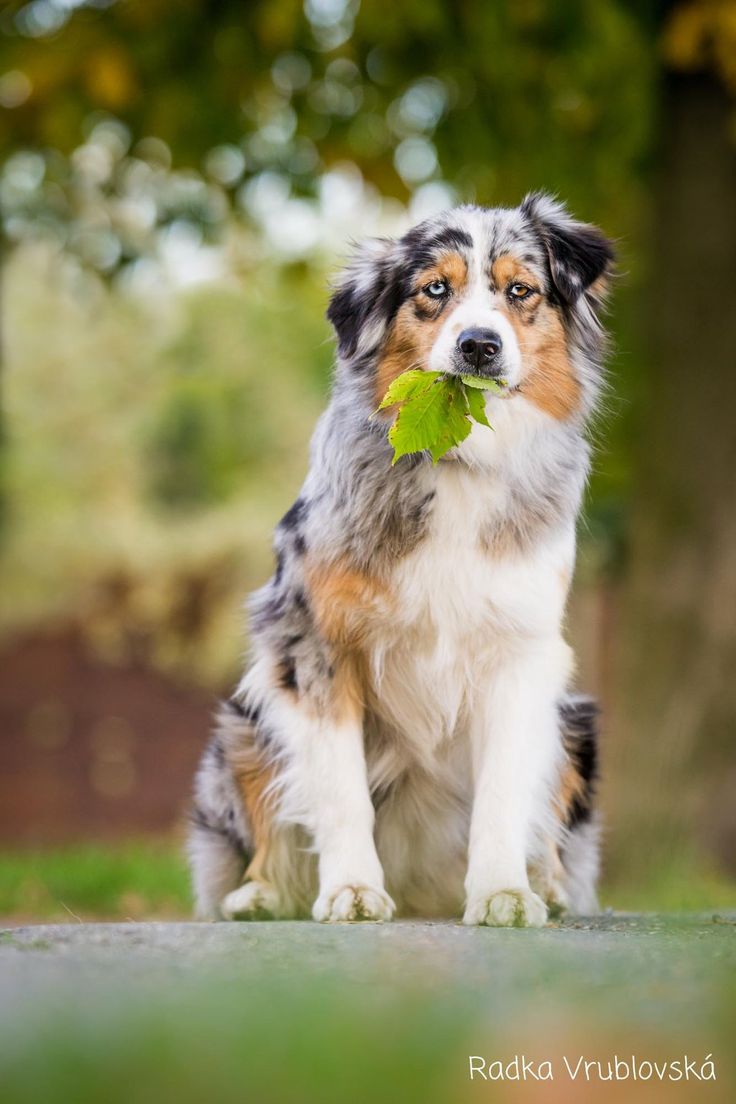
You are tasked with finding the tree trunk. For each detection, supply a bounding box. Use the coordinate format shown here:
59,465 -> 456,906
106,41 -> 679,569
604,72 -> 736,889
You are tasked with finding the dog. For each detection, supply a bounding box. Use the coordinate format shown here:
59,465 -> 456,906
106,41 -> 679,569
188,193 -> 613,927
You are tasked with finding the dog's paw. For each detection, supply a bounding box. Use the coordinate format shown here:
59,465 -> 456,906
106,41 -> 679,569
463,888 -> 548,928
544,884 -> 570,921
313,884 -> 395,923
530,853 -> 570,920
221,881 -> 280,920
530,873 -> 570,920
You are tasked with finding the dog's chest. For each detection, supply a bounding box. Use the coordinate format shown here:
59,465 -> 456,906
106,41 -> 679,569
390,464 -> 565,641
367,464 -> 572,750
392,467 -> 500,636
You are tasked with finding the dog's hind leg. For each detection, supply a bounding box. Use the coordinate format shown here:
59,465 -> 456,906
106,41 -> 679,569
188,697 -> 308,920
532,694 -> 600,916
188,700 -> 251,919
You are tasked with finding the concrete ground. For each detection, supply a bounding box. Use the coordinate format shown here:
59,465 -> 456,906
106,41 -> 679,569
1,914 -> 735,1103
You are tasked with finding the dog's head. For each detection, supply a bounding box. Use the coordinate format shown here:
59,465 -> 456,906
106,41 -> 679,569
327,194 -> 614,422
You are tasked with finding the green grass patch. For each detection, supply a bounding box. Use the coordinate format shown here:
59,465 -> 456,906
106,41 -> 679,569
2,840 -> 736,923
0,842 -> 190,921
602,858 -> 736,913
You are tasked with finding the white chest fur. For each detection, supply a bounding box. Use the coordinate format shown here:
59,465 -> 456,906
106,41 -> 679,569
395,460 -> 573,641
368,452 -> 575,758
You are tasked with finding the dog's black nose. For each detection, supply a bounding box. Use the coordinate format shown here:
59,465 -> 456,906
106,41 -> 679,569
457,328 -> 503,371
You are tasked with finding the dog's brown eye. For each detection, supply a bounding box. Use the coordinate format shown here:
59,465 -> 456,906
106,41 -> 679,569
509,283 -> 533,300
424,279 -> 449,299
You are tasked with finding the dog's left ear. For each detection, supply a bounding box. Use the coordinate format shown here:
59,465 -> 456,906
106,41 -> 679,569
327,238 -> 403,360
522,192 -> 614,305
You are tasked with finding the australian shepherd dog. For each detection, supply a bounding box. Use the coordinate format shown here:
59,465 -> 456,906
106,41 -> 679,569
188,193 -> 613,927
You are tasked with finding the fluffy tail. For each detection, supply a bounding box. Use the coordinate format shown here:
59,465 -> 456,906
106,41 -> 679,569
558,694 -> 601,914
187,699 -> 253,919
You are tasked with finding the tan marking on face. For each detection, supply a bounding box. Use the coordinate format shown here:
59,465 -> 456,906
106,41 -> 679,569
491,254 -> 539,291
374,252 -> 468,408
492,253 -> 581,421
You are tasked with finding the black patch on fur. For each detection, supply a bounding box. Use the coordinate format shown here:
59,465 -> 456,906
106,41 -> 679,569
426,226 -> 473,255
278,655 -> 298,692
293,532 -> 307,556
253,589 -> 287,629
273,550 -> 285,586
293,588 -> 308,612
189,803 -> 247,858
522,193 -> 614,306
560,696 -> 599,830
327,255 -> 405,360
279,498 -> 307,531
546,225 -> 613,303
225,696 -> 262,727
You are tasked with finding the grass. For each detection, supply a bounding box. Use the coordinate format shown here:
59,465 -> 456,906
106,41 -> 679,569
2,841 -> 736,923
0,842 -> 190,922
603,863 -> 736,913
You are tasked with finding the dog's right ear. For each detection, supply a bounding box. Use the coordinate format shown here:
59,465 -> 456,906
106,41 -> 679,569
327,238 -> 403,360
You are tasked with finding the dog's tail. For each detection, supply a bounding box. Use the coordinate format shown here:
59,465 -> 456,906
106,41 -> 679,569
187,699 -> 253,919
558,694 -> 601,914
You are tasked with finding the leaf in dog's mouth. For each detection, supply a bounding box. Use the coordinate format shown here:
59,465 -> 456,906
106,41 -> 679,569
375,369 -> 506,465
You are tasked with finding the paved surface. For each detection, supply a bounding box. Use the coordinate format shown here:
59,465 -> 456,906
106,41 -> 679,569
2,912 -> 735,1011
1,915 -> 734,1103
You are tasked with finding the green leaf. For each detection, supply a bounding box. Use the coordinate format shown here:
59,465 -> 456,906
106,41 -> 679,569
377,369 -> 441,410
388,377 -> 449,463
460,374 -> 506,392
428,379 -> 474,462
465,385 -> 492,428
379,370 -> 494,465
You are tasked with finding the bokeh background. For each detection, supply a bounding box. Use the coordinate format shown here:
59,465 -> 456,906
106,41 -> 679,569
1,0 -> 735,921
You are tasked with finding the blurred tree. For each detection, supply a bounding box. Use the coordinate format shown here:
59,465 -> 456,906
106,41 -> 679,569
606,0 -> 736,888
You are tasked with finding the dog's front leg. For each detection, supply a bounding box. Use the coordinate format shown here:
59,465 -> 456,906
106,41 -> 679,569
464,638 -> 572,928
285,703 -> 394,923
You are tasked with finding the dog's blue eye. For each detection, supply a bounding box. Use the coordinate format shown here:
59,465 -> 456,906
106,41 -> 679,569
424,280 -> 448,298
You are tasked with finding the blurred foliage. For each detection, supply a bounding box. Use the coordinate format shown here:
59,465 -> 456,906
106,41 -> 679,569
663,0 -> 736,92
0,244 -> 330,684
0,0 -> 655,279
